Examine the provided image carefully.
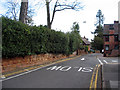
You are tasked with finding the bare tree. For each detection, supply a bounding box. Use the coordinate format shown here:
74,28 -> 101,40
19,0 -> 28,24
5,0 -> 20,20
45,0 -> 83,29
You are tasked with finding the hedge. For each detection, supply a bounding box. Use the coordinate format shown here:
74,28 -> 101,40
2,17 -> 82,58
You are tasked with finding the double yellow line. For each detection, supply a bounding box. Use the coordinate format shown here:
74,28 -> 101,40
89,64 -> 100,90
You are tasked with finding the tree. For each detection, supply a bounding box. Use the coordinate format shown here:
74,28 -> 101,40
45,0 -> 83,29
19,0 -> 28,24
71,22 -> 80,33
27,7 -> 34,25
91,36 -> 103,51
70,22 -> 82,55
91,10 -> 104,52
4,0 -> 34,25
95,9 -> 104,27
5,0 -> 20,20
46,0 -> 51,29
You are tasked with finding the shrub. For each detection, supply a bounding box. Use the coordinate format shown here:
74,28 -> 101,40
2,17 -> 82,58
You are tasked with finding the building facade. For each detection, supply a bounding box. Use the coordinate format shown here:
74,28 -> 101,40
82,37 -> 91,51
103,21 -> 120,57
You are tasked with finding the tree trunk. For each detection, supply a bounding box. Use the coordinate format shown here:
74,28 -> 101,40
19,0 -> 28,24
46,1 -> 51,29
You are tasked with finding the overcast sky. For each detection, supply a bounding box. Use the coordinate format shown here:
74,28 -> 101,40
0,0 -> 120,41
33,0 -> 120,41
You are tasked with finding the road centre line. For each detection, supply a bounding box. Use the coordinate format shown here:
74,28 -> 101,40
89,64 -> 100,90
94,64 -> 100,90
0,55 -> 81,82
89,65 -> 98,89
97,58 -> 103,65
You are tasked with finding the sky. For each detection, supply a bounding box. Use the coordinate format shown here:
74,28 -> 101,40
0,0 -> 120,41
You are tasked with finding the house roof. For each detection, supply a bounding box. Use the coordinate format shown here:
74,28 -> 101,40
82,37 -> 90,45
103,21 -> 120,41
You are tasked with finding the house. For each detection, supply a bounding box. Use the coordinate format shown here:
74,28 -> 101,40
82,36 -> 91,51
103,21 -> 120,57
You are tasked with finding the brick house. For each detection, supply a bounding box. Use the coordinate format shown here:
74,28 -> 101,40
82,36 -> 91,51
103,21 -> 120,57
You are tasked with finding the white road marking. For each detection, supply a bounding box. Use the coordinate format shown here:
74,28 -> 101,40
47,65 -> 93,72
77,67 -> 82,72
1,63 -> 63,82
112,60 -> 118,63
82,67 -> 93,72
103,60 -> 108,64
1,71 -> 31,82
97,58 -> 103,65
81,58 -> 85,61
1,75 -> 5,79
47,66 -> 62,71
59,66 -> 72,71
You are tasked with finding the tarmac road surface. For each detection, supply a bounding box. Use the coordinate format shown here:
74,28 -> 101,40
1,53 -> 119,89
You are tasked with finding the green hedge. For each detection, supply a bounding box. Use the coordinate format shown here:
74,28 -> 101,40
2,17 -> 82,58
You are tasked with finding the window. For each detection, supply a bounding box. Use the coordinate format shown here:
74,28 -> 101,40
105,45 -> 109,51
109,24 -> 114,30
114,45 -> 119,50
114,35 -> 118,41
105,36 -> 109,42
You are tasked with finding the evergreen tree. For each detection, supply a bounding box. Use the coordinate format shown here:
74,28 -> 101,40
91,10 -> 104,52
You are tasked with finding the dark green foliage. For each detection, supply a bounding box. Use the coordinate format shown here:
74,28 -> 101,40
91,25 -> 104,52
84,46 -> 88,52
91,36 -> 103,52
67,30 -> 82,54
2,17 -> 82,58
91,10 -> 104,52
91,26 -> 104,52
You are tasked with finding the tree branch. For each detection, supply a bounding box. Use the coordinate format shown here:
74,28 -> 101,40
49,0 -> 83,28
56,7 -> 74,11
50,0 -> 58,25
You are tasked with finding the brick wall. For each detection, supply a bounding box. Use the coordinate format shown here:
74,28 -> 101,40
2,50 -> 86,73
104,33 -> 119,57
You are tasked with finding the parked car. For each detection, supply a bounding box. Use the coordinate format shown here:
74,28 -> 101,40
90,49 -> 95,53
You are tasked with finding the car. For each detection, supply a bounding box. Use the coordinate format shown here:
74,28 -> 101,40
90,49 -> 95,53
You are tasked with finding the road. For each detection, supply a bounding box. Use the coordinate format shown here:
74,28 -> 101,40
1,53 -> 119,89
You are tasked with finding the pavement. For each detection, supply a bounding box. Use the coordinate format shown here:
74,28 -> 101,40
0,53 -> 119,89
102,64 -> 120,89
97,55 -> 120,89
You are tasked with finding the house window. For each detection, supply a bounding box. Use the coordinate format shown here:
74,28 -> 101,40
105,45 -> 109,51
114,45 -> 119,50
105,36 -> 109,42
109,24 -> 114,30
114,35 -> 118,41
